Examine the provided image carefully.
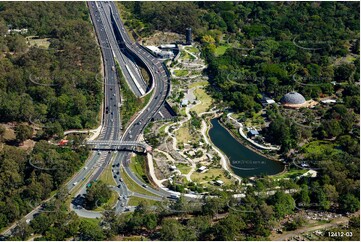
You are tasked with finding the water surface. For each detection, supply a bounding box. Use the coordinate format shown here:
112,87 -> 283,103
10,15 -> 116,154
208,118 -> 284,177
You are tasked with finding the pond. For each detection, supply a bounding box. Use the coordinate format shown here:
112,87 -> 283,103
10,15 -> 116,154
208,118 -> 284,177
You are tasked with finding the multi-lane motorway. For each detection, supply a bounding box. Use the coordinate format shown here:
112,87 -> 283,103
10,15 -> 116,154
95,1 -> 148,97
1,1 -> 174,236
72,1 -> 173,216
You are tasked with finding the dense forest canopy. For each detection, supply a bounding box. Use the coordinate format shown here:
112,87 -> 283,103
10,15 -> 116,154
0,2 -> 97,231
0,2 -> 101,132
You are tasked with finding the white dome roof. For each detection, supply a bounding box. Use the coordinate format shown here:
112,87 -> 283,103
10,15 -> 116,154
281,92 -> 306,105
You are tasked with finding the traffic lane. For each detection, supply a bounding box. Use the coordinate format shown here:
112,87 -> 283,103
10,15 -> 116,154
99,1 -> 146,88
104,1 -> 173,197
91,11 -> 122,136
97,1 -> 145,97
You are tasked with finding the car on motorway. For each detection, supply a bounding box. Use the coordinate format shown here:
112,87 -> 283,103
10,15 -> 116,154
119,178 -> 123,182
142,184 -> 148,188
169,194 -> 179,200
73,182 -> 78,186
114,175 -> 117,178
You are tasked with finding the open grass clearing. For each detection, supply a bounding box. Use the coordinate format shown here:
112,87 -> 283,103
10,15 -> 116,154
174,69 -> 189,77
120,167 -> 155,196
175,123 -> 192,144
158,123 -> 168,136
3,127 -> 15,140
191,88 -> 213,114
191,168 -> 233,185
26,36 -> 51,49
99,166 -> 116,186
185,46 -> 200,54
214,45 -> 229,56
127,196 -> 160,207
79,217 -> 100,225
271,168 -> 308,180
129,155 -> 149,185
189,80 -> 208,89
176,163 -> 192,174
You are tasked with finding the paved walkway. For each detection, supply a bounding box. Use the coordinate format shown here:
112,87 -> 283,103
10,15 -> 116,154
64,125 -> 102,141
199,119 -> 242,183
227,113 -> 280,151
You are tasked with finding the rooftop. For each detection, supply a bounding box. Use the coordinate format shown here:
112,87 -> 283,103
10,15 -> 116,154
281,91 -> 306,105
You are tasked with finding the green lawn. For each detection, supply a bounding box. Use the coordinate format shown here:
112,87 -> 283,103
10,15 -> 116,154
271,169 -> 307,180
127,196 -> 160,207
185,46 -> 200,54
129,155 -> 149,185
26,36 -> 51,49
116,62 -> 153,127
79,217 -> 100,225
158,123 -> 168,136
214,45 -> 229,56
176,123 -> 192,144
191,88 -> 213,114
120,167 -> 155,196
99,166 -> 116,186
189,80 -> 208,89
190,168 -> 233,185
176,163 -> 192,174
174,69 -> 189,77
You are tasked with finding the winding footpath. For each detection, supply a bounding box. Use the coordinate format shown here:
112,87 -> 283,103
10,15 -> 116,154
227,113 -> 280,151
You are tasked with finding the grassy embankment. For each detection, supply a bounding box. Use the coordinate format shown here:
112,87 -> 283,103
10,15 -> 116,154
115,62 -> 153,128
129,154 -> 150,185
173,69 -> 189,77
120,166 -> 156,197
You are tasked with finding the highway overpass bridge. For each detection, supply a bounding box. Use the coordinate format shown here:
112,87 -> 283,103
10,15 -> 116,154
86,140 -> 152,153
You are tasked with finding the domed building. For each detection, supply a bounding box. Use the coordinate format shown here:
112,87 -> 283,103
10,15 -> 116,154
280,91 -> 307,109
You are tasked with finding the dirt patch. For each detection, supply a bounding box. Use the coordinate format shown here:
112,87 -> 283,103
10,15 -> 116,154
140,31 -> 184,46
19,139 -> 36,151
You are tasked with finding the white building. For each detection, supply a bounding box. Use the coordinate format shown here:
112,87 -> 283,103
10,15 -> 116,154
197,166 -> 207,172
146,46 -> 174,59
321,99 -> 337,104
7,28 -> 28,34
